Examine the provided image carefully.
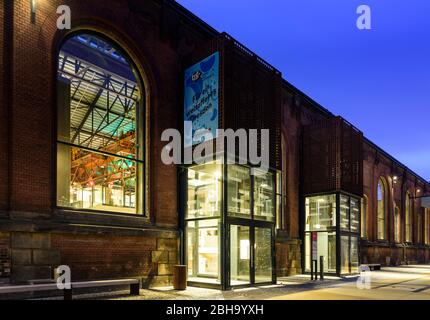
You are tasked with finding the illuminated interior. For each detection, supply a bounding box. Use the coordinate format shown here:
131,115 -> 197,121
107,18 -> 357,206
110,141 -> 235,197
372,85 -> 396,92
185,162 -> 275,287
305,194 -> 360,275
56,33 -> 144,214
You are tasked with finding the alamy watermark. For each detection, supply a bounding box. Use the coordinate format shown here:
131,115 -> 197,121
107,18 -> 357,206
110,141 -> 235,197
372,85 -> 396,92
357,5 -> 372,30
161,122 -> 270,174
56,265 -> 71,290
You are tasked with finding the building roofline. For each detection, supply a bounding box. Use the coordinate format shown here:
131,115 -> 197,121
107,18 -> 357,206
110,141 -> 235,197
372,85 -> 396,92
166,0 -> 430,187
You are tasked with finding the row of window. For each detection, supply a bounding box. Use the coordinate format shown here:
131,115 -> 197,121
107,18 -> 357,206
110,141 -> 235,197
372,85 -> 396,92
361,177 -> 430,244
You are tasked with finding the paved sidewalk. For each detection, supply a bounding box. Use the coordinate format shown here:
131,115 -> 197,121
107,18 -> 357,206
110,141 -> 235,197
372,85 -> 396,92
35,265 -> 430,300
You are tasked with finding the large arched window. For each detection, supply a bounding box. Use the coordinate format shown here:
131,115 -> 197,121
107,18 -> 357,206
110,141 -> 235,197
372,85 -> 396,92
405,192 -> 412,242
394,206 -> 401,243
377,178 -> 388,240
361,195 -> 368,238
425,208 -> 430,245
56,33 -> 145,215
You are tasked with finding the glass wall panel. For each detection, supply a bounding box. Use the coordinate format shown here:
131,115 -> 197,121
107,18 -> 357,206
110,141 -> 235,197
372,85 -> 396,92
230,225 -> 251,285
350,198 -> 360,234
187,163 -> 222,219
340,235 -> 350,274
254,171 -> 275,221
350,236 -> 359,274
57,34 -> 144,215
340,195 -> 350,231
305,232 -> 336,273
187,219 -> 220,283
361,196 -> 368,238
58,146 -> 138,214
255,227 -> 273,283
405,192 -> 412,242
305,195 -> 336,232
305,233 -> 311,272
377,180 -> 387,240
227,165 -> 251,218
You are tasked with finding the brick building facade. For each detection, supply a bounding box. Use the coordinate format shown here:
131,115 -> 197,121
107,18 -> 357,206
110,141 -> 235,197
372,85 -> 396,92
0,0 -> 429,289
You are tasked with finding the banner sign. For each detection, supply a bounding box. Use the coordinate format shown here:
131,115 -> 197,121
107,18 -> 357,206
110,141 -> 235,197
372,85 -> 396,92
422,197 -> 430,209
184,52 -> 219,147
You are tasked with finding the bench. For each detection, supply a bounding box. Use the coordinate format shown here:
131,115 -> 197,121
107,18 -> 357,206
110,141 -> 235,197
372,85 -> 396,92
0,278 -> 140,300
367,264 -> 381,271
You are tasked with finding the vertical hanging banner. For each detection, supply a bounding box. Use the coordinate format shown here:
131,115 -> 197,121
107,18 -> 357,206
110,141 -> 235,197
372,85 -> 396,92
184,52 -> 220,147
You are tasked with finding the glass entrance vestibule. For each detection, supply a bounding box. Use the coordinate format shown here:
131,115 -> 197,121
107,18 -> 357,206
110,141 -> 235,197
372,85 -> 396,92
303,193 -> 361,276
182,162 -> 277,290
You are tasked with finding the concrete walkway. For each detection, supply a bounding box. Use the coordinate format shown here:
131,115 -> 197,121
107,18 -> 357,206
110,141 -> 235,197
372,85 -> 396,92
37,264 -> 430,300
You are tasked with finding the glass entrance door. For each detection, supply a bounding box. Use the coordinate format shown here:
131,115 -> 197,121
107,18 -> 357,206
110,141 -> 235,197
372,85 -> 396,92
183,162 -> 277,289
229,224 -> 274,287
230,225 -> 251,285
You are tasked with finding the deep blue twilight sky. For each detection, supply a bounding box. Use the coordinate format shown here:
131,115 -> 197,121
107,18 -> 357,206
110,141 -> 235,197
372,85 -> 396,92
177,0 -> 430,180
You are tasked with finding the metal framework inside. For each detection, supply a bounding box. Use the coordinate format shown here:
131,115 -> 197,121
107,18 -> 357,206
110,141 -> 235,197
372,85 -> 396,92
56,34 -> 143,214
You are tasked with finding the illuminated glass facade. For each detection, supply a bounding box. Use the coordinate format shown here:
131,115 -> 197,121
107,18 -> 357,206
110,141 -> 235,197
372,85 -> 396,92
304,193 -> 361,276
183,162 -> 277,289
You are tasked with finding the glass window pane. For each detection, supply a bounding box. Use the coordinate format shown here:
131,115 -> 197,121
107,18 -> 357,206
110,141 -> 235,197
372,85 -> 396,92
57,34 -> 144,215
350,198 -> 360,234
351,236 -> 359,274
230,225 -> 250,285
305,195 -> 336,231
306,232 -> 336,273
276,172 -> 283,229
361,197 -> 367,237
305,233 -> 311,272
57,35 -> 140,158
340,195 -> 350,231
340,235 -> 350,274
255,228 -> 273,283
227,165 -> 251,218
57,146 -> 138,214
377,180 -> 387,240
187,219 -> 220,284
254,171 -> 275,221
187,163 -> 222,219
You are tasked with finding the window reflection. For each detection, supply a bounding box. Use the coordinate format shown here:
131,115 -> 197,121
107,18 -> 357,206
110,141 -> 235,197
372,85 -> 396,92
187,219 -> 220,282
187,163 -> 222,219
305,195 -> 336,231
340,195 -> 350,231
227,165 -> 251,217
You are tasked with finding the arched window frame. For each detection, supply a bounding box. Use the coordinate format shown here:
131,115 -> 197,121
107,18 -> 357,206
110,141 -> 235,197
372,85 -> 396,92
377,177 -> 388,240
361,195 -> 368,238
394,205 -> 401,243
56,31 -> 147,216
405,191 -> 412,242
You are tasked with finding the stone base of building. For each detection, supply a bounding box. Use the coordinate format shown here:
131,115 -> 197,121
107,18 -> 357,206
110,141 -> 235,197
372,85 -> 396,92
361,240 -> 430,266
276,233 -> 302,276
0,225 -> 180,288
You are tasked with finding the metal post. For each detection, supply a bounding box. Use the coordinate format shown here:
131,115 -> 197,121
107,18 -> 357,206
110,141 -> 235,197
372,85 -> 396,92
320,256 -> 324,281
311,259 -> 318,280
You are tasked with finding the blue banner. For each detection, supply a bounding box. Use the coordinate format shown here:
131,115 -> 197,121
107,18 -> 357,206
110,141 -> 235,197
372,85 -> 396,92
184,52 -> 219,147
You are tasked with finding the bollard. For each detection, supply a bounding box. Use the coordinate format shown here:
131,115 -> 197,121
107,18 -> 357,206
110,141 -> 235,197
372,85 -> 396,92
311,259 -> 318,280
173,265 -> 187,290
319,256 -> 324,281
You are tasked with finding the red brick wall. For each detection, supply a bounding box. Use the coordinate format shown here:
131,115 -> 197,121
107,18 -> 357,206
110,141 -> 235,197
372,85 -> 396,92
280,90 -> 329,238
0,1 -> 10,211
52,233 -> 179,284
4,0 -> 209,225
